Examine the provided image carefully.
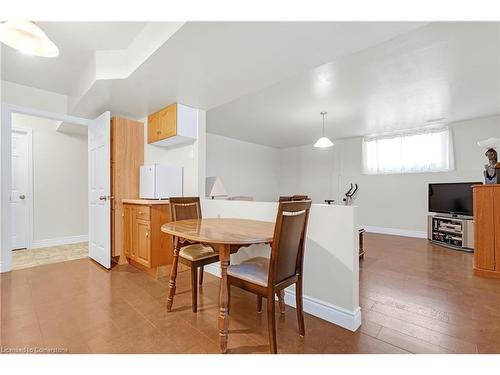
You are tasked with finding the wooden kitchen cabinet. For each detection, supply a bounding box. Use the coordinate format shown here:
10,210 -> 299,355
147,103 -> 197,147
110,117 -> 144,264
123,204 -> 133,258
134,219 -> 151,267
148,103 -> 177,143
473,185 -> 500,278
122,200 -> 173,278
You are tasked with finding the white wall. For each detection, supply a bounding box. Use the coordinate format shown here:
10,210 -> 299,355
279,116 -> 499,235
202,199 -> 360,331
206,133 -> 280,201
2,80 -> 68,114
1,80 -> 73,269
0,49 -> 2,266
207,116 -> 498,235
143,109 -> 206,197
279,145 -> 337,202
12,113 -> 88,245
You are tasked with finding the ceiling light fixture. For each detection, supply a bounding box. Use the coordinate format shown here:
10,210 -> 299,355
314,111 -> 334,148
477,137 -> 500,149
0,21 -> 59,57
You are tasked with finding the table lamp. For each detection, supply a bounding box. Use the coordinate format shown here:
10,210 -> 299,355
205,177 -> 228,199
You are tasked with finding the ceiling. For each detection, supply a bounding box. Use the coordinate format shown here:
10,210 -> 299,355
207,22 -> 500,148
18,22 -> 426,120
2,22 -> 497,148
1,22 -> 147,95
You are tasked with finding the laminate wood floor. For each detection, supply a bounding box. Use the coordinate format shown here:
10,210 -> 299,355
1,233 -> 500,354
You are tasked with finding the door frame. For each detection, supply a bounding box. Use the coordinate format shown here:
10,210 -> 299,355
11,126 -> 34,250
1,103 -> 91,272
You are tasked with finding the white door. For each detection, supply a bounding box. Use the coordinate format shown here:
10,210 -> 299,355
88,111 -> 111,268
11,129 -> 31,250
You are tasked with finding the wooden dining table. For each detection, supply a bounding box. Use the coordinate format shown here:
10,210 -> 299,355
161,218 -> 275,353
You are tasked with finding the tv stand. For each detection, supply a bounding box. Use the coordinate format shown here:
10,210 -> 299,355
427,214 -> 474,252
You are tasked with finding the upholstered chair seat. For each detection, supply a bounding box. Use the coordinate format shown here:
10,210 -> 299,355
227,200 -> 312,353
180,244 -> 217,261
227,257 -> 270,287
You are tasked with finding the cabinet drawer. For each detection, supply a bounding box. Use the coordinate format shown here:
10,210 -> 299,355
135,206 -> 150,221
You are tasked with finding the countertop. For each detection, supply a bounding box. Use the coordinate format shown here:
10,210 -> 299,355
122,198 -> 170,205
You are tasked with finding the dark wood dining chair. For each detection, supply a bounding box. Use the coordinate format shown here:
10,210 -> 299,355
227,200 -> 312,353
279,195 -> 310,202
166,197 -> 220,313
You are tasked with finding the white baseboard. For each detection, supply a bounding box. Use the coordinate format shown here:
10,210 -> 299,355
363,225 -> 427,239
283,289 -> 361,332
31,235 -> 88,249
203,262 -> 361,332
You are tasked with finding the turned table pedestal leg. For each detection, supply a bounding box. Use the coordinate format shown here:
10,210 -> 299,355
218,243 -> 231,353
166,237 -> 181,312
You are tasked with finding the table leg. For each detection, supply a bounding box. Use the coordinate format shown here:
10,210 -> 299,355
166,237 -> 181,312
218,243 -> 231,353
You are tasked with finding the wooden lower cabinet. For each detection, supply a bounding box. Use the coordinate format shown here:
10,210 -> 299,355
123,205 -> 133,258
473,184 -> 500,278
134,219 -> 151,267
122,200 -> 172,278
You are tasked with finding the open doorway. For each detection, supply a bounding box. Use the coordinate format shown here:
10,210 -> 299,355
2,104 -> 111,273
10,113 -> 88,270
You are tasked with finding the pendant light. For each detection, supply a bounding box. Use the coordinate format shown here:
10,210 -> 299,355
314,111 -> 334,148
0,21 -> 59,57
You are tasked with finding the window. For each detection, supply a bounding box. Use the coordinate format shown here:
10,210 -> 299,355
362,127 -> 454,175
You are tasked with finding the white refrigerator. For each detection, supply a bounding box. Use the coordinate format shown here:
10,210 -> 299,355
140,164 -> 183,199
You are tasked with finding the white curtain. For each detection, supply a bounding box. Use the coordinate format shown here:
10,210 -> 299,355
362,127 -> 454,175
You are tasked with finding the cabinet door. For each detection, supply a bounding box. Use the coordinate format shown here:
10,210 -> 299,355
113,208 -> 123,257
134,219 -> 151,267
123,205 -> 132,257
159,104 -> 177,139
474,188 -> 495,270
147,112 -> 160,143
147,104 -> 177,143
494,188 -> 500,270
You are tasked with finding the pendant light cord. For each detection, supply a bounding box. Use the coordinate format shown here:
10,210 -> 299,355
322,114 -> 325,136
321,111 -> 327,137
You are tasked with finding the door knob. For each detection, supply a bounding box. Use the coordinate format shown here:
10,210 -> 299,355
19,194 -> 26,200
99,195 -> 107,201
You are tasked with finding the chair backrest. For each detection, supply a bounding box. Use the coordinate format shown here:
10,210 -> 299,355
268,200 -> 312,286
279,195 -> 310,202
169,197 -> 202,221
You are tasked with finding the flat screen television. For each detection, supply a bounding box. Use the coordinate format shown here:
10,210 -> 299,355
428,182 -> 481,217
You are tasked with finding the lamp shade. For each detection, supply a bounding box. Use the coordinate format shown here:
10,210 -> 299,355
314,137 -> 334,148
314,111 -> 334,148
205,177 -> 228,198
477,137 -> 500,149
0,21 -> 59,57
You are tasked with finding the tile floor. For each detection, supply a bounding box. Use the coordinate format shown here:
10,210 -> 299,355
11,242 -> 88,270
